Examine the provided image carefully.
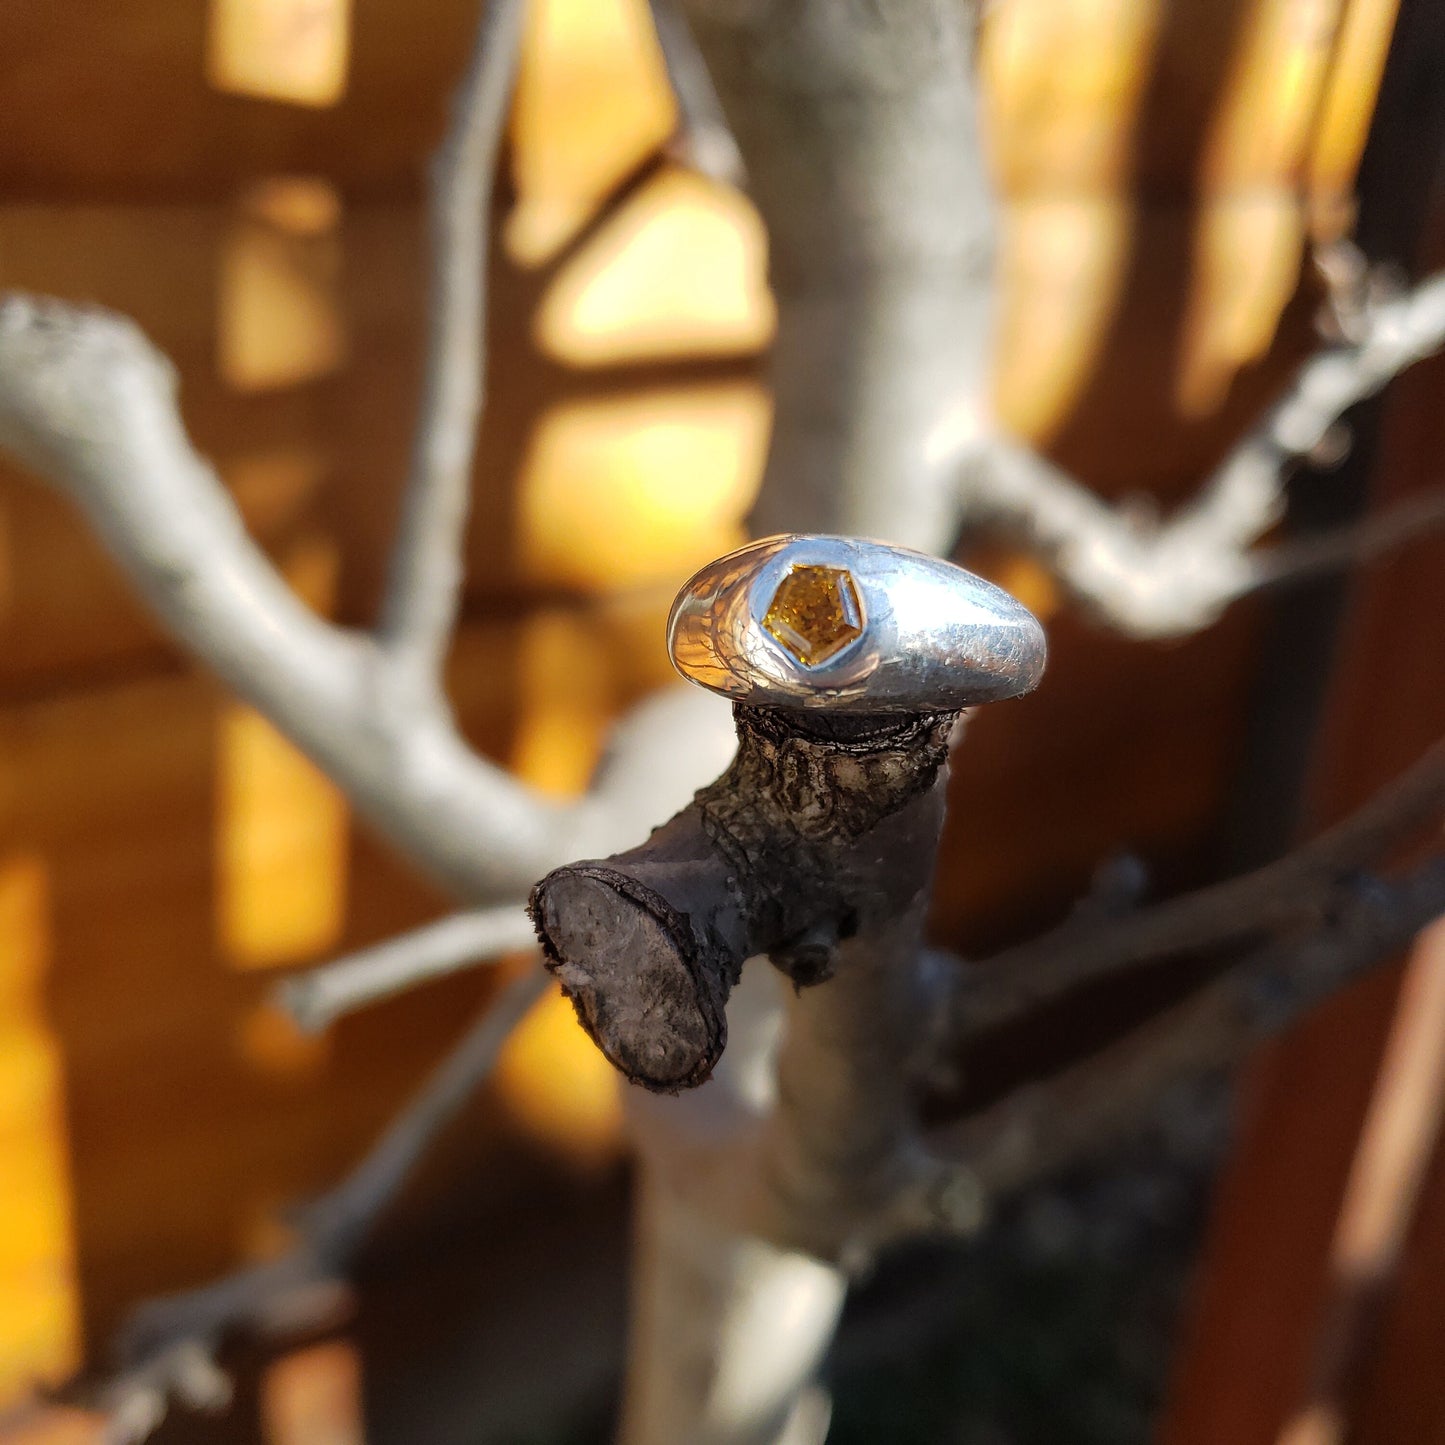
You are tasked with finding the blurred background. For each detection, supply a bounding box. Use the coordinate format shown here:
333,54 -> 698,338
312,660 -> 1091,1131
1,0 -> 1444,1441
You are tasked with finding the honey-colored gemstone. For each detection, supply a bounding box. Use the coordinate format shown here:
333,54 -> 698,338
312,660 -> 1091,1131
762,564 -> 865,665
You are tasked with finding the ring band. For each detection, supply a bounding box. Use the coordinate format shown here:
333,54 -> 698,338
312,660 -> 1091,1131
667,534 -> 1047,712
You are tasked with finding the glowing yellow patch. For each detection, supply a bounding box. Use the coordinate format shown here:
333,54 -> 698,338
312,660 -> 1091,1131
763,565 -> 865,666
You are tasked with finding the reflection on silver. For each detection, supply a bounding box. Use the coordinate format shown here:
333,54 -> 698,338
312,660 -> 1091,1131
667,534 -> 1047,712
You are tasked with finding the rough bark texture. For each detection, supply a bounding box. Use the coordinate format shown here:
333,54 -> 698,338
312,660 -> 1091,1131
530,704 -> 958,1092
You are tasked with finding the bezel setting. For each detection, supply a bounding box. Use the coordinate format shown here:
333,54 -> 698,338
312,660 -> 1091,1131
667,534 -> 1047,712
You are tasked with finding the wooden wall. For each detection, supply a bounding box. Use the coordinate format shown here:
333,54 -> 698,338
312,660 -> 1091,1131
0,0 -> 1441,1441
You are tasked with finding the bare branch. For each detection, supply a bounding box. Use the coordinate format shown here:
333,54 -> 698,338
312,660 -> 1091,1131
646,0 -> 745,186
379,0 -> 529,700
1217,269 -> 1445,510
966,270 -> 1445,637
0,295 -> 572,899
277,906 -> 538,1031
0,297 -> 360,736
533,705 -> 960,1093
101,968 -> 549,1443
950,738 -> 1445,1040
679,0 -> 995,553
1252,486 -> 1445,591
922,857 -> 1445,1218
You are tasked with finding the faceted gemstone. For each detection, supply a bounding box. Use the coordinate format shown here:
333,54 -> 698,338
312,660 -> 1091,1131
762,564 -> 865,665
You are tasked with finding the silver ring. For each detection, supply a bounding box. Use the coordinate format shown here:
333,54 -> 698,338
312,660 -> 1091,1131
667,534 -> 1047,712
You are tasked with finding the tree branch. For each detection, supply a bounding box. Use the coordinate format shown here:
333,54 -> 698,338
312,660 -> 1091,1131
532,706 -> 959,1093
647,0 -> 745,185
949,738 -> 1445,1040
1251,485 -> 1445,591
922,857 -> 1445,1219
378,0 -> 529,702
97,968 -> 549,1443
965,270 -> 1445,637
0,291 -> 569,899
679,0 -> 995,553
277,906 -> 538,1031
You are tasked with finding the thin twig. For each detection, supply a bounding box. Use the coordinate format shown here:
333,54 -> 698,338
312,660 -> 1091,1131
379,0 -> 530,699
924,857 -> 1445,1214
278,906 -> 537,1031
101,969 -> 549,1444
965,270 -> 1445,638
1251,486 -> 1445,590
950,739 -> 1445,1039
646,0 -> 745,185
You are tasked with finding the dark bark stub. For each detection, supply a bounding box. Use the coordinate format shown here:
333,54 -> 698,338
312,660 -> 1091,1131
529,704 -> 959,1092
529,865 -> 733,1092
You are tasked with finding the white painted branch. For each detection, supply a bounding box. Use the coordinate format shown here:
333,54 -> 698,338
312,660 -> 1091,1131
966,271 -> 1445,637
620,967 -> 844,1445
0,293 -> 565,900
0,290 -> 746,910
623,1169 -> 842,1445
681,0 -> 994,549
760,908 -> 954,1259
620,4 -> 996,1439
277,906 -> 538,1031
379,0 -> 529,703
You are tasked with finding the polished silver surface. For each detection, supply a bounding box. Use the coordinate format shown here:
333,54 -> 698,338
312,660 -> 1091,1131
667,534 -> 1047,712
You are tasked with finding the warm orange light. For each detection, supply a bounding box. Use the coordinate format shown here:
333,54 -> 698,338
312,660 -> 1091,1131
219,179 -> 346,394
208,0 -> 352,108
224,447 -> 331,539
235,1001 -> 330,1079
1332,920 -> 1445,1283
0,855 -> 80,1406
1178,0 -> 1349,413
507,0 -> 677,264
245,177 -> 343,236
494,983 -> 623,1162
976,552 -> 1063,623
538,168 -> 774,365
214,530 -> 343,975
1274,919 -> 1445,1445
509,610 -> 612,798
981,0 -> 1164,195
517,384 -> 768,592
1277,1402 -> 1345,1445
0,1407 -> 106,1444
262,1341 -> 365,1445
1180,198 -> 1307,416
994,199 -> 1132,442
216,700 -> 348,970
981,0 -> 1163,441
1308,0 -> 1402,240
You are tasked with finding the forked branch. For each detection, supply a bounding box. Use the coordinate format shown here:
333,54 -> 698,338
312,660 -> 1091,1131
924,856 -> 1445,1217
965,270 -> 1445,637
92,970 -> 549,1444
951,738 -> 1445,1040
0,293 -> 560,899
